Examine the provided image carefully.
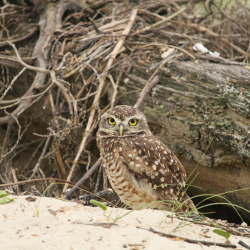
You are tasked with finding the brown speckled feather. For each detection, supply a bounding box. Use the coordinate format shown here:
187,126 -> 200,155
115,134 -> 194,212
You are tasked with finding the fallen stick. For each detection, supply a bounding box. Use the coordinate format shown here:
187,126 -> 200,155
139,227 -> 237,248
0,26 -> 38,48
64,158 -> 102,199
0,177 -> 89,190
64,75 -> 159,199
139,7 -> 186,33
239,240 -> 250,250
7,41 -> 50,74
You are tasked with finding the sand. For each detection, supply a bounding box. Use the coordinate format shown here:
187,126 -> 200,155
1,196 -> 249,250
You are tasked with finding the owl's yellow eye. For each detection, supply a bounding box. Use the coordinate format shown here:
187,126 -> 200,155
108,118 -> 116,125
129,119 -> 137,126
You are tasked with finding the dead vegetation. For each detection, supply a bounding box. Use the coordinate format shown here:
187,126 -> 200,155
0,0 -> 249,207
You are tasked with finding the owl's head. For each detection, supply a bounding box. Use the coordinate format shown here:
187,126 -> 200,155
98,105 -> 150,137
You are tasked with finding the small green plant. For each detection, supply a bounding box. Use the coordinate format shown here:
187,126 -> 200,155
213,229 -> 231,243
213,229 -> 230,239
0,190 -> 15,204
35,182 -> 62,217
34,182 -> 112,216
90,200 -> 107,211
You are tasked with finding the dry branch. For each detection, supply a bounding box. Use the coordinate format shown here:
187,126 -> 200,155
0,4 -> 55,125
62,9 -> 139,196
7,41 -> 50,75
139,7 -> 186,33
140,227 -> 237,248
64,75 -> 159,199
238,240 -> 250,250
0,67 -> 26,102
0,0 -> 81,125
0,177 -> 89,190
0,26 -> 38,48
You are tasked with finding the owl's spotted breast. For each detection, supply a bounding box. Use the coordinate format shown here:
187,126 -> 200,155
97,105 -> 197,213
98,136 -> 158,208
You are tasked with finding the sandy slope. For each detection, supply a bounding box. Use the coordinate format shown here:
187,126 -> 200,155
1,196 -> 249,250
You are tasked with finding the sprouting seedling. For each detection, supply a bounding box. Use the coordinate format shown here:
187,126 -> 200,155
35,182 -> 71,217
0,190 -> 15,204
90,200 -> 107,211
35,182 -> 114,217
35,182 -> 56,217
213,229 -> 231,243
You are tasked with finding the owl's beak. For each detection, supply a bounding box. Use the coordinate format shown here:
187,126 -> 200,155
119,124 -> 124,136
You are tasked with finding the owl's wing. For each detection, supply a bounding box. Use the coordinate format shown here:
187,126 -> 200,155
117,133 -> 195,213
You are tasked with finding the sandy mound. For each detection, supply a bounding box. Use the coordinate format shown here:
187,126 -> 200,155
1,196 -> 249,250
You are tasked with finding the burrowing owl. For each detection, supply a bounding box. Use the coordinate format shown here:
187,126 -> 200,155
97,105 -> 196,213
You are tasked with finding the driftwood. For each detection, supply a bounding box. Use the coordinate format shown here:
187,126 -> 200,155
115,58 -> 250,220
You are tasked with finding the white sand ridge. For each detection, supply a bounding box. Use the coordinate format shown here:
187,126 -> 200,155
1,196 -> 250,250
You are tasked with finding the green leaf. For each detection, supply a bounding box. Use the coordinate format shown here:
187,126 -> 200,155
0,190 -> 9,198
213,229 -> 230,239
0,196 -> 14,204
90,200 -> 107,211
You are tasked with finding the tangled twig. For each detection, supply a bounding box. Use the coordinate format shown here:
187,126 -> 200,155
62,9 -> 139,195
65,75 -> 159,199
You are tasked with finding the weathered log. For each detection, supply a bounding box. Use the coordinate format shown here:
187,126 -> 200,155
114,59 -> 250,218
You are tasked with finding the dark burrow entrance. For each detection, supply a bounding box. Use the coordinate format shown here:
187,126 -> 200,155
192,196 -> 250,225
